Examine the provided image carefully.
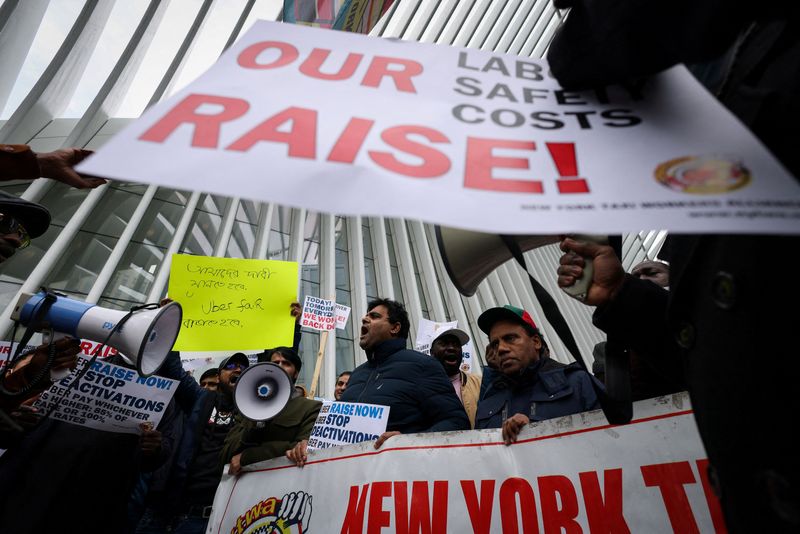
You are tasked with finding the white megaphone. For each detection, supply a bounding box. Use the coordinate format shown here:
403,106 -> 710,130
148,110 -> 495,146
10,291 -> 182,378
434,226 -> 608,300
234,362 -> 292,422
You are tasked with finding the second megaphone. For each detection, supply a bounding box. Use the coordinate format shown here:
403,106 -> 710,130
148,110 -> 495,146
434,226 -> 607,300
234,362 -> 293,422
11,291 -> 182,377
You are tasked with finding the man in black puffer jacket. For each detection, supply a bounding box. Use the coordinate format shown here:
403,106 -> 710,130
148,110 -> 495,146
342,298 -> 470,448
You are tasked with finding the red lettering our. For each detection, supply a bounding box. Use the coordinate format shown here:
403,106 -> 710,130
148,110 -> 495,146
237,41 -> 423,93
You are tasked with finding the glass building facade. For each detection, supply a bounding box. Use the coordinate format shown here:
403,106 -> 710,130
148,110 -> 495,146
0,0 -> 664,398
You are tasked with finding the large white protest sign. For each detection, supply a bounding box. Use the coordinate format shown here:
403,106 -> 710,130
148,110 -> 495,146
79,21 -> 800,235
208,393 -> 723,533
33,356 -> 177,434
307,400 -> 390,450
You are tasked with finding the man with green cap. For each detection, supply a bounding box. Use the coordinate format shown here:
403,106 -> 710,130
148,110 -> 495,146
475,305 -> 599,445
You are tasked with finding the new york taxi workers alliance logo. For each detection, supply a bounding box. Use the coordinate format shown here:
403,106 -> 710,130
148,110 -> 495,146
654,155 -> 751,194
230,491 -> 312,534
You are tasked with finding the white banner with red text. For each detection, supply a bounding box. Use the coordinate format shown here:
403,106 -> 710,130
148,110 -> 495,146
208,392 -> 725,534
78,21 -> 800,235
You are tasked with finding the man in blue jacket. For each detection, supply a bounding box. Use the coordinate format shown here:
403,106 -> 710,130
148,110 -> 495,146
476,305 -> 599,445
342,298 -> 470,448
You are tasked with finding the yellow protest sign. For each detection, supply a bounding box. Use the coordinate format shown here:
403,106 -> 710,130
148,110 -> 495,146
168,254 -> 299,351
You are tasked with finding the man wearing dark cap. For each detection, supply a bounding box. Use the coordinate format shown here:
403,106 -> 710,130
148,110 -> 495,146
475,305 -> 599,445
222,347 -> 321,475
0,191 -> 82,444
0,190 -> 51,262
199,368 -> 219,391
430,328 -> 482,428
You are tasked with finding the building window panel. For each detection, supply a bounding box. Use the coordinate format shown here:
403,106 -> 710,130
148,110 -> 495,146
154,188 -> 192,206
180,208 -> 223,256
81,187 -> 143,239
0,280 -> 23,318
131,199 -> 185,248
362,222 -> 374,258
0,223 -> 60,286
102,242 -> 166,303
336,337 -> 355,376
267,231 -> 290,261
364,257 -> 378,301
335,249 -> 350,290
38,184 -> 90,226
236,200 -> 261,225
226,222 -> 257,258
271,207 -> 293,233
45,231 -> 117,295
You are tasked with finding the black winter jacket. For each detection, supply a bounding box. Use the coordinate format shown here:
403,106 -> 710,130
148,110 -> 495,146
341,338 -> 470,433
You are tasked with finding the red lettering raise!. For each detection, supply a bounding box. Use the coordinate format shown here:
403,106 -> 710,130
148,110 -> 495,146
238,41 -> 299,69
361,56 -> 423,93
696,460 -> 728,534
394,481 -> 448,534
641,461 -> 700,534
499,478 -> 539,534
300,49 -> 364,80
539,476 -> 581,534
579,469 -> 631,534
139,94 -> 250,148
327,118 -> 375,163
464,137 -> 544,193
340,484 -> 369,534
369,126 -> 451,178
367,481 -> 392,534
227,106 -> 317,158
461,480 -> 495,534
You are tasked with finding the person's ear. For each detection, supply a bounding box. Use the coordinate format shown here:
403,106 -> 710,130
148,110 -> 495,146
390,321 -> 402,336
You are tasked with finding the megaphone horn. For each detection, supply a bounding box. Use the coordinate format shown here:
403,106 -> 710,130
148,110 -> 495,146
234,362 -> 292,422
434,226 -> 607,300
11,291 -> 182,377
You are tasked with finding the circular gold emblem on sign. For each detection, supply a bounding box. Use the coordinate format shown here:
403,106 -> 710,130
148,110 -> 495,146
654,156 -> 751,194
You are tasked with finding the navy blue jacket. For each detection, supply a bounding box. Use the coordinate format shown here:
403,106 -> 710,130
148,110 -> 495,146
156,352 -> 220,510
476,360 -> 599,429
341,338 -> 470,433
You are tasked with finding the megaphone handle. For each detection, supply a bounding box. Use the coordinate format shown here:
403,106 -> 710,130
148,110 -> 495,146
560,257 -> 594,302
42,330 -> 71,382
559,234 -> 608,302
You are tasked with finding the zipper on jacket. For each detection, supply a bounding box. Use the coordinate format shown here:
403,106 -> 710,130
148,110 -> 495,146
357,368 -> 380,403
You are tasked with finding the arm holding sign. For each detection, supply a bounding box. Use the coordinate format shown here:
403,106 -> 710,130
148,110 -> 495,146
221,397 -> 321,474
158,351 -> 207,416
0,338 -> 80,412
0,144 -> 106,189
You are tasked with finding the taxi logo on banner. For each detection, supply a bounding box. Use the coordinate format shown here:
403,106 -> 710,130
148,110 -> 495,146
230,491 -> 312,534
655,155 -> 752,194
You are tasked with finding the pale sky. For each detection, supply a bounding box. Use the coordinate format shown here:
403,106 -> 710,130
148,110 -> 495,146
1,0 -> 282,119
